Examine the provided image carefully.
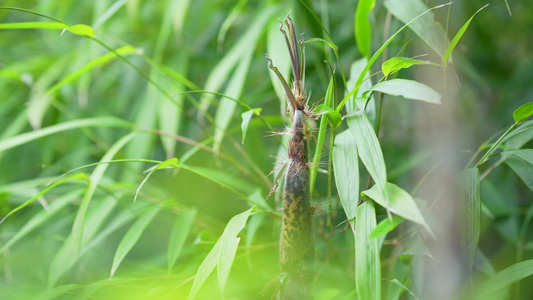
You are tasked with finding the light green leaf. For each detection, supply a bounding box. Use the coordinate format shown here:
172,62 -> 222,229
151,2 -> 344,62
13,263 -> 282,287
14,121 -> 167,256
442,4 -> 489,65
168,209 -> 197,272
346,111 -> 387,189
478,260 -> 533,297
241,108 -> 262,144
362,182 -> 432,235
134,158 -> 179,202
267,17 -> 291,112
110,205 -> 163,278
66,24 -> 95,37
188,207 -> 254,300
0,22 -> 66,30
333,130 -> 359,229
0,117 -> 131,153
457,168 -> 481,268
504,149 -> 533,191
384,0 -> 448,58
382,57 -> 432,77
368,79 -> 441,104
355,200 -> 380,300
370,214 -> 404,239
355,0 -> 376,58
386,279 -> 419,300
503,0 -> 512,16
513,102 -> 533,124
314,104 -> 342,128
72,132 -> 137,254
0,173 -> 87,225
34,284 -> 78,300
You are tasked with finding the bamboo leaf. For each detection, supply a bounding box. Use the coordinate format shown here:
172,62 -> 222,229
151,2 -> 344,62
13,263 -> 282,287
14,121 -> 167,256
457,168 -> 481,268
370,214 -> 404,239
382,57 -> 433,77
110,205 -> 163,278
384,0 -> 448,58
0,22 -> 66,30
367,79 -> 441,104
72,132 -> 137,254
333,130 -> 359,229
478,260 -> 533,297
346,111 -> 387,189
0,117 -> 131,153
241,108 -> 262,144
362,182 -> 432,235
355,200 -> 380,300
314,104 -> 342,128
355,0 -> 376,59
168,209 -> 197,272
134,158 -> 179,202
441,4 -> 489,65
66,24 -> 95,37
504,149 -> 533,191
304,38 -> 339,51
188,207 -> 253,300
513,102 -> 533,124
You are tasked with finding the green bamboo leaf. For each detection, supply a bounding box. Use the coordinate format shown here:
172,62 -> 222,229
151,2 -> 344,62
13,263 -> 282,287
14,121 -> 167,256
478,260 -> 533,297
0,117 -> 131,153
314,104 -> 342,128
370,214 -> 404,239
72,132 -> 137,254
382,57 -> 433,77
0,173 -> 87,225
384,0 -> 448,58
134,158 -> 179,202
168,209 -> 197,272
267,18 -> 291,111
457,168 -> 481,268
0,22 -> 66,30
332,130 -> 359,228
367,79 -> 441,104
441,4 -> 489,65
346,111 -> 387,189
355,200 -> 380,300
188,207 -> 253,300
241,108 -> 262,144
503,0 -> 512,16
66,24 -> 95,37
110,205 -> 163,278
0,190 -> 82,252
513,102 -> 533,124
504,149 -> 533,191
362,182 -> 432,235
304,38 -> 339,51
355,0 -> 376,59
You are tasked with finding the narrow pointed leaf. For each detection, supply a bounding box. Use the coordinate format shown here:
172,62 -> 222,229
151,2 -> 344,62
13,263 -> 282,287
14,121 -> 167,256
110,205 -> 162,278
370,214 -> 404,239
478,260 -> 533,297
333,130 -> 359,228
66,24 -> 95,37
382,57 -> 432,77
314,104 -> 342,128
368,79 -> 441,104
188,207 -> 253,300
457,168 -> 481,268
441,4 -> 489,65
513,102 -> 533,124
134,158 -> 179,202
355,200 -> 380,300
241,108 -> 262,144
168,209 -> 197,271
355,0 -> 376,58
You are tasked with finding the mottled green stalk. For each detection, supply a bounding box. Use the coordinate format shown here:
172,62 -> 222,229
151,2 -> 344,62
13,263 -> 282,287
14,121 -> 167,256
267,12 -> 314,299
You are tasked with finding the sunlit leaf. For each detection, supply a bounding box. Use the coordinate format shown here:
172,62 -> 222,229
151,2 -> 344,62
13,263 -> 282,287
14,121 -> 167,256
362,182 -> 432,235
241,108 -> 262,144
0,22 -> 66,30
355,0 -> 375,58
66,24 -> 95,37
188,207 -> 254,299
355,200 -> 380,300
134,158 -> 179,202
168,209 -> 197,271
441,4 -> 489,65
370,214 -> 404,239
513,102 -> 533,124
382,57 -> 432,77
457,168 -> 481,268
333,130 -> 359,229
367,79 -> 441,104
110,205 -> 163,278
